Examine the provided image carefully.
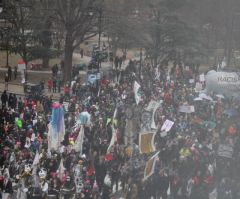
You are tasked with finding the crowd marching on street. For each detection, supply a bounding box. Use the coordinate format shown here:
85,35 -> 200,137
0,56 -> 240,199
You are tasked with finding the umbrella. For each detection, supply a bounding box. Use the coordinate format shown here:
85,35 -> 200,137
224,109 -> 239,117
199,93 -> 213,101
194,97 -> 203,101
216,94 -> 225,99
203,121 -> 216,130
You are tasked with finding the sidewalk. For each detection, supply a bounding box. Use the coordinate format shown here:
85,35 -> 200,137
0,82 -> 61,100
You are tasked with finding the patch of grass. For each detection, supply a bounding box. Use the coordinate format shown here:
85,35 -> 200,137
0,51 -> 21,67
0,51 -> 84,68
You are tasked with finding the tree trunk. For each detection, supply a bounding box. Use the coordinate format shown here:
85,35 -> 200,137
63,44 -> 73,83
6,47 -> 9,67
42,57 -> 50,68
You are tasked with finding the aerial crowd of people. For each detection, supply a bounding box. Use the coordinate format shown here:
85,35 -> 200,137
0,57 -> 240,199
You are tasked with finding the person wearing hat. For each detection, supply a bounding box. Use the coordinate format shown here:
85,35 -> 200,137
61,175 -> 75,199
2,173 -> 13,199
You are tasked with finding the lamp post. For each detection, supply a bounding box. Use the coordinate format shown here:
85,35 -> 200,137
97,1 -> 103,73
226,13 -> 240,67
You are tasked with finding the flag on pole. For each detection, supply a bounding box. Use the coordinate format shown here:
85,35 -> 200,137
143,152 -> 159,180
32,151 -> 40,167
107,128 -> 118,153
107,108 -> 118,153
72,125 -> 84,155
134,81 -> 141,105
139,131 -> 156,154
48,103 -> 65,151
57,159 -> 65,180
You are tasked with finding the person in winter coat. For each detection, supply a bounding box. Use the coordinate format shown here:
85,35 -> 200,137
2,175 -> 13,199
1,90 -> 8,108
156,169 -> 170,199
4,74 -> 9,90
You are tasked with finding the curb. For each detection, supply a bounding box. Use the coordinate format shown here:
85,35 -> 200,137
0,81 -> 23,86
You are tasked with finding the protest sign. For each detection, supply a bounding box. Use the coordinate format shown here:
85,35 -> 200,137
145,100 -> 159,112
145,100 -> 161,129
195,82 -> 203,92
143,152 -> 159,180
134,81 -> 141,105
161,119 -> 174,132
218,144 -> 233,158
88,74 -> 97,84
139,132 -> 156,154
189,79 -> 195,84
200,74 -> 205,82
96,72 -> 101,80
151,103 -> 161,129
33,119 -> 37,126
160,131 -> 168,137
179,105 -> 195,113
18,59 -> 26,70
141,111 -> 152,131
63,102 -> 69,112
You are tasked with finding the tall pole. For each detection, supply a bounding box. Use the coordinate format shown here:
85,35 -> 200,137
139,48 -> 142,78
98,5 -> 102,73
6,40 -> 9,67
227,15 -> 234,67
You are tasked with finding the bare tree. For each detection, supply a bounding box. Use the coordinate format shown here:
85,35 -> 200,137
3,0 -> 37,65
53,0 -> 100,82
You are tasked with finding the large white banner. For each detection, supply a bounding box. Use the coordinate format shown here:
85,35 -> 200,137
134,81 -> 141,105
206,70 -> 240,98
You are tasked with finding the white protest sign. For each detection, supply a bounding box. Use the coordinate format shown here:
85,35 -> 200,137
63,102 -> 69,112
160,131 -> 168,137
96,72 -> 101,80
218,144 -> 233,158
189,79 -> 195,84
195,82 -> 203,92
33,119 -> 37,126
88,74 -> 97,84
134,81 -> 141,105
145,100 -> 162,129
18,63 -> 26,71
161,119 -> 174,132
179,105 -> 195,113
151,103 -> 161,129
145,100 -> 159,112
200,74 -> 205,82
